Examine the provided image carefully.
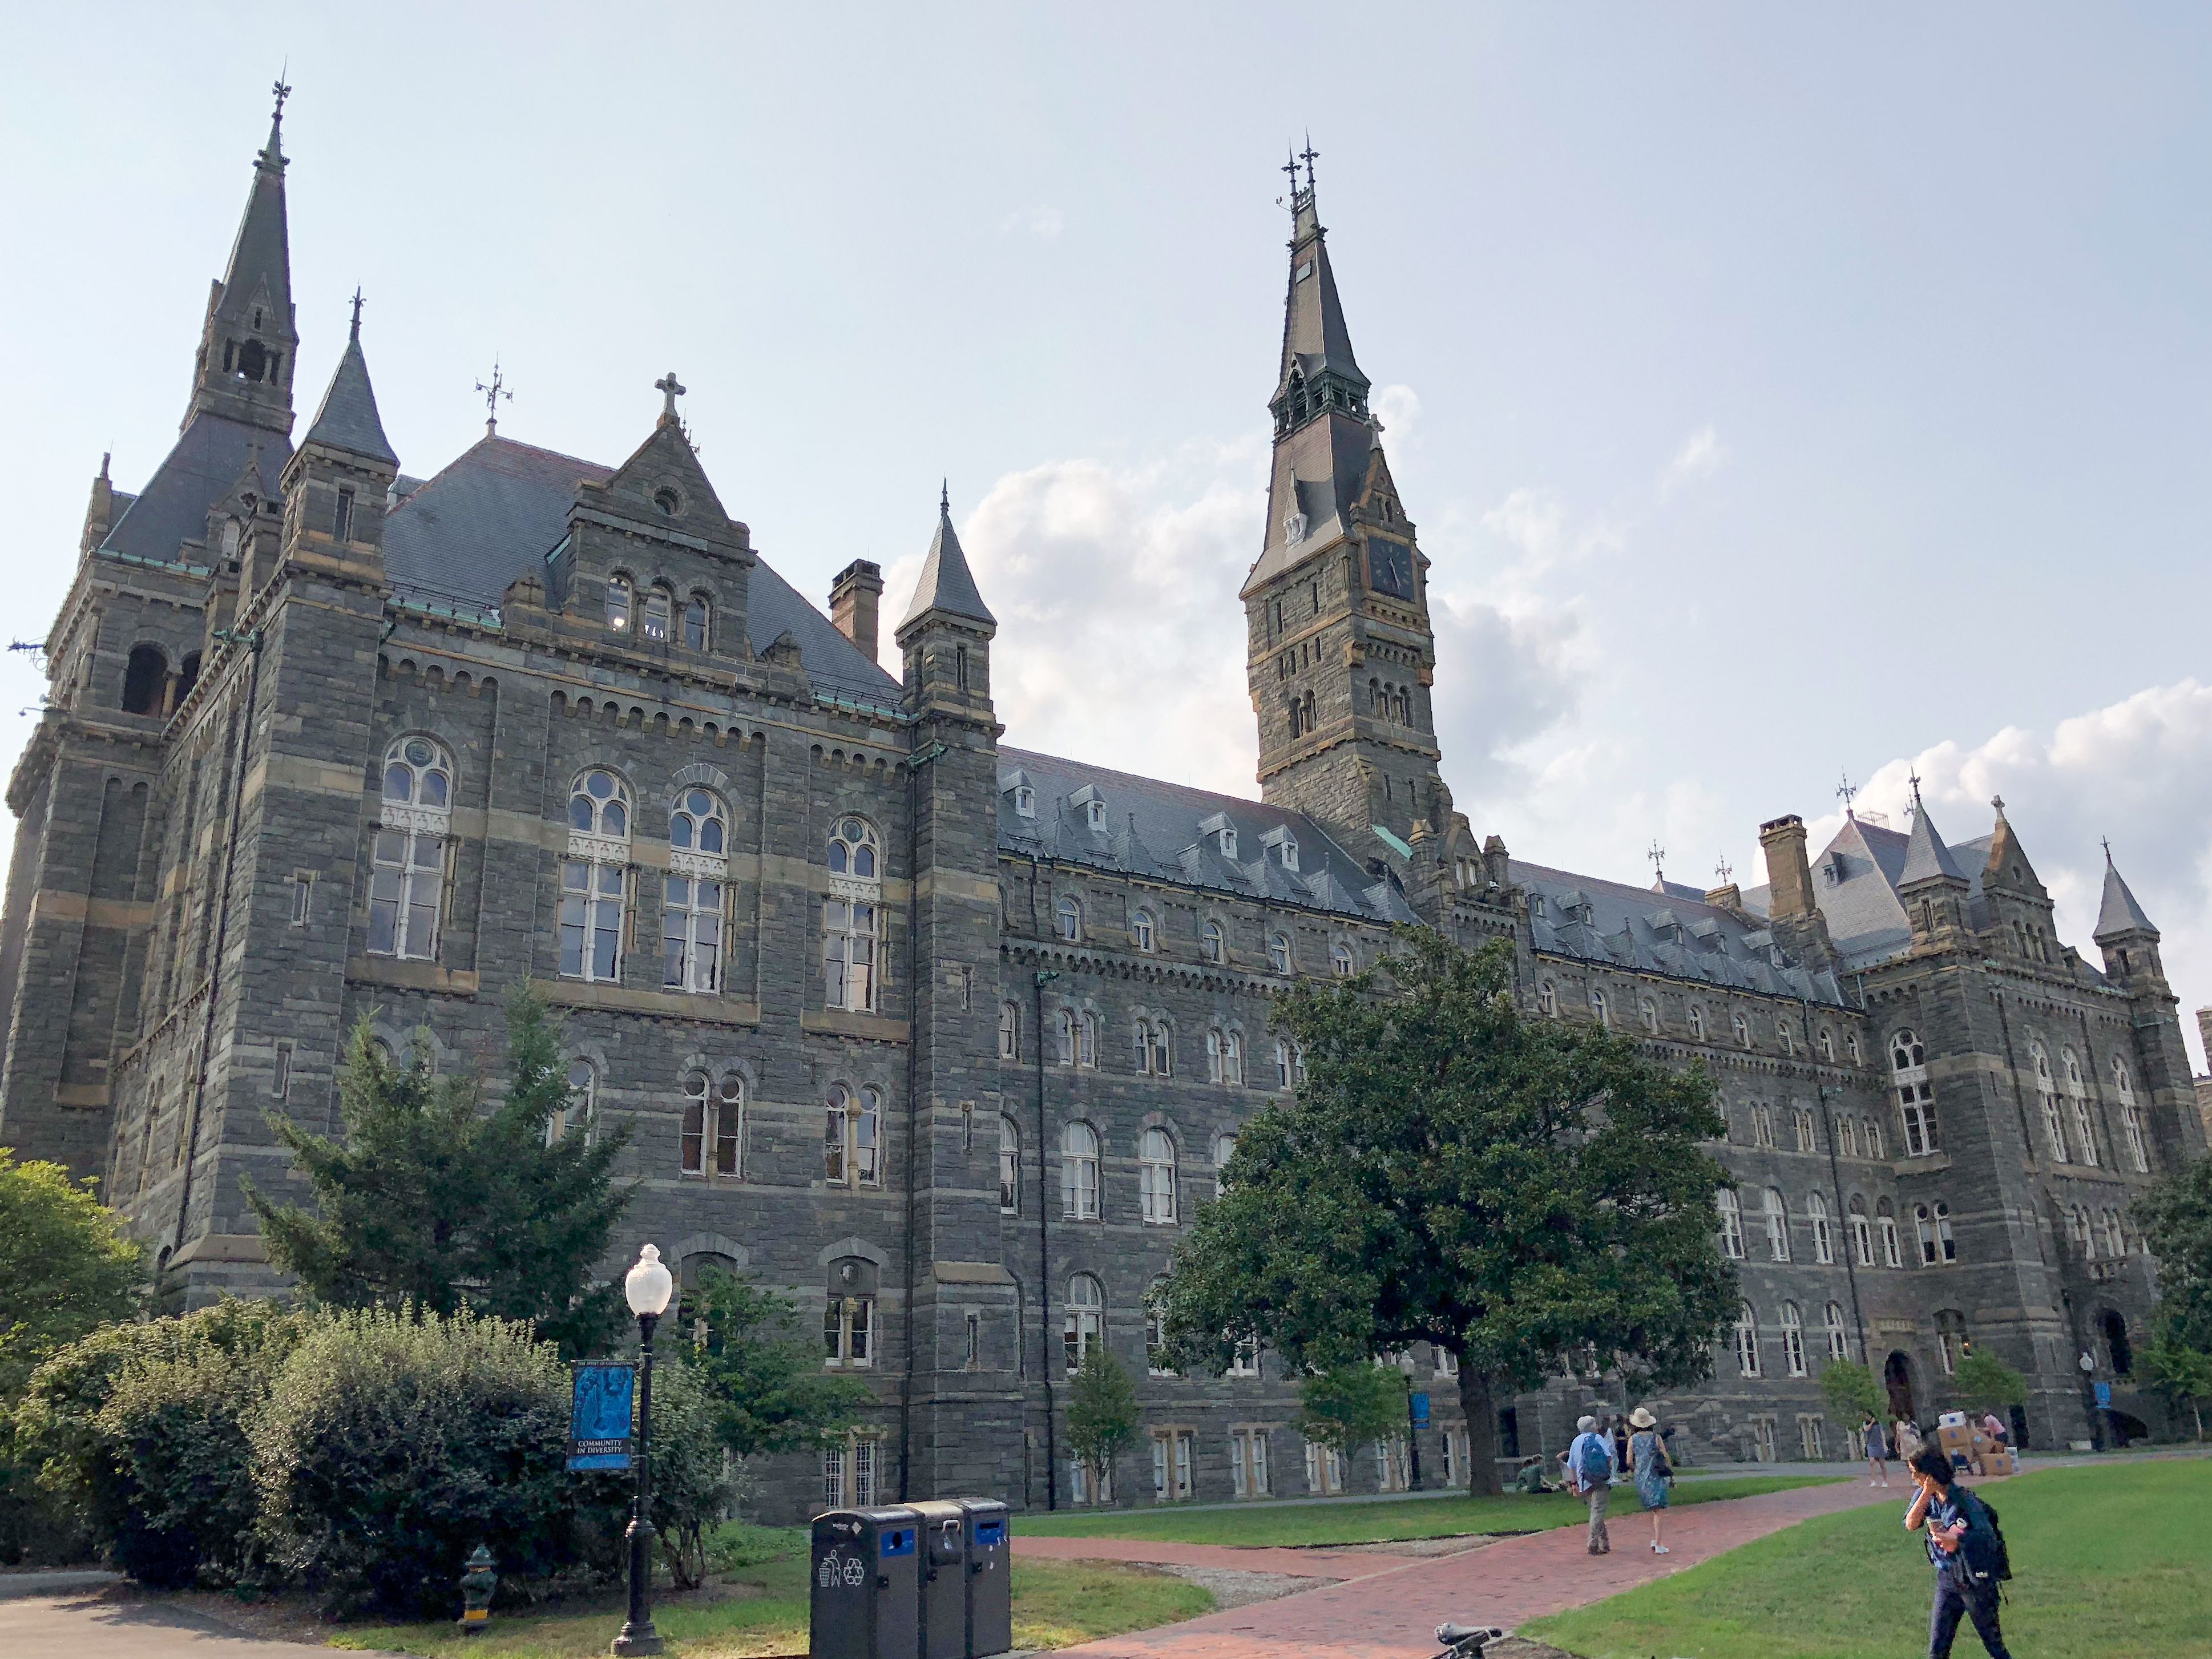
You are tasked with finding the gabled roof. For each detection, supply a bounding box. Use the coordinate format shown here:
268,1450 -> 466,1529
2094,858 -> 2158,941
300,322 -> 397,466
100,414 -> 293,567
898,492 -> 994,632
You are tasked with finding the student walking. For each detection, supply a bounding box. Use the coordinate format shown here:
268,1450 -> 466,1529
1563,1414 -> 1616,1555
1895,1416 -> 1924,1463
1862,1413 -> 1892,1486
1626,1406 -> 1672,1554
1905,1448 -> 2013,1658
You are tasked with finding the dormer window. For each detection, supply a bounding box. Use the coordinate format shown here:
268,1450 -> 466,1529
1219,827 -> 1238,859
1013,786 -> 1036,818
1261,826 -> 1298,871
1087,800 -> 1106,831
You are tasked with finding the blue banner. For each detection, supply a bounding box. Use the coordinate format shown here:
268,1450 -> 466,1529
2094,1381 -> 2112,1408
569,1362 -> 636,1471
1410,1391 -> 1430,1426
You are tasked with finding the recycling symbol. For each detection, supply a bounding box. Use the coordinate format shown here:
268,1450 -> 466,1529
844,1557 -> 867,1587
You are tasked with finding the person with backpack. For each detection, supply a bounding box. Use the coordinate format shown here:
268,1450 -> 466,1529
1905,1448 -> 2013,1658
1563,1414 -> 1617,1555
1626,1406 -> 1673,1554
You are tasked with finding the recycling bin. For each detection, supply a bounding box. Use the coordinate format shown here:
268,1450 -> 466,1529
959,1499 -> 1012,1658
912,1500 -> 970,1659
811,1507 -> 921,1659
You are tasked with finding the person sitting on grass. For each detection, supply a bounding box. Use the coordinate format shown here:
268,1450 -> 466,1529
1904,1448 -> 2012,1659
1513,1455 -> 1552,1495
1626,1406 -> 1672,1555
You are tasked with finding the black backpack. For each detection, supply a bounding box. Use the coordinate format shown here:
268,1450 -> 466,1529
1957,1492 -> 2013,1584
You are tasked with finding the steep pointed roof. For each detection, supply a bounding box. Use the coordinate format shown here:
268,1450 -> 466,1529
1898,797 -> 1966,886
898,487 -> 994,631
216,100 -> 294,332
301,309 -> 398,466
1273,175 -> 1367,403
2094,853 -> 2158,940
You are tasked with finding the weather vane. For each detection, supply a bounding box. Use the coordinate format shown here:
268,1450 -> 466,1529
1647,840 -> 1666,886
1715,854 -> 1733,886
1836,770 -> 1858,817
1299,133 -> 1319,194
476,360 -> 512,436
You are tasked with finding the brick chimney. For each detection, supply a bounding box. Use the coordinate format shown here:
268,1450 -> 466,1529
830,559 -> 883,667
1759,815 -> 1814,921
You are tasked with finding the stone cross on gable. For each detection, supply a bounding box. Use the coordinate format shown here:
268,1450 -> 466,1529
655,371 -> 687,420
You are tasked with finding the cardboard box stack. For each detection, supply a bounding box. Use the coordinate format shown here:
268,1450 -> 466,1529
1932,1410 -> 2010,1478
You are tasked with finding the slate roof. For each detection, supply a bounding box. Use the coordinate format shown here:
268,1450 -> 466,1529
898,496 -> 994,630
378,434 -> 900,707
1514,859 -> 1848,1006
300,328 -> 397,465
996,746 -> 1420,926
1899,798 -> 1967,886
100,414 -> 292,568
2094,859 -> 2158,940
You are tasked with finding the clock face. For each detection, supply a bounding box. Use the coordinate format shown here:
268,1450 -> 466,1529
1367,538 -> 1415,600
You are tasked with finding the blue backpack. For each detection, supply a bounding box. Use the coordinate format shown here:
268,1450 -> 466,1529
1576,1435 -> 1612,1483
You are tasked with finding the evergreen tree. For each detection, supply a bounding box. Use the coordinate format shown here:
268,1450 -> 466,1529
1160,931 -> 1737,1495
245,987 -> 631,1355
1064,1343 -> 1139,1505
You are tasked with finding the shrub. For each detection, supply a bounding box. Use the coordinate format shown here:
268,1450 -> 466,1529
573,1353 -> 737,1590
251,1306 -> 574,1617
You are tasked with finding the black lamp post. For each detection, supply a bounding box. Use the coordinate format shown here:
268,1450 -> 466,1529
613,1244 -> 673,1657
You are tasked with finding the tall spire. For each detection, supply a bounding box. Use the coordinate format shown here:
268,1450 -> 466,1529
1271,145 -> 1368,431
187,78 -> 300,435
898,486 -> 994,632
2093,845 -> 2158,942
1898,785 -> 1965,886
300,297 -> 398,466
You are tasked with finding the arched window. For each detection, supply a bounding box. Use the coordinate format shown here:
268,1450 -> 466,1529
1640,996 -> 1658,1034
681,1071 -> 744,1177
1733,1011 -> 1751,1048
1779,1022 -> 1795,1057
2100,1207 -> 2126,1260
1274,1040 -> 1293,1089
606,573 -> 633,633
2122,1104 -> 2149,1174
1064,1274 -> 1103,1374
1061,1123 -> 1100,1220
1781,1302 -> 1807,1377
1891,1028 -> 1938,1156
1205,1028 -> 1222,1081
1268,931 -> 1292,974
1847,1031 -> 1863,1063
1539,980 -> 1559,1017
1914,1201 -> 1956,1265
1688,1004 -> 1706,1040
1331,942 -> 1355,977
1140,1129 -> 1177,1224
1734,1303 -> 1761,1377
1751,1105 -> 1775,1149
683,594 -> 710,651
1135,1020 -> 1172,1077
1763,1189 -> 1790,1262
1876,1197 -> 1902,1268
1201,919 -> 1224,963
1132,910 -> 1156,952
999,1002 -> 1020,1062
1055,896 -> 1082,943
1935,1310 -> 1968,1376
824,1084 -> 881,1187
1213,1133 -> 1237,1197
641,584 -> 673,643
1590,987 -> 1609,1028
1818,1027 -> 1835,1061
1807,1192 -> 1834,1264
372,736 -> 454,962
1145,1276 -> 1174,1375
1840,1117 -> 1859,1159
1223,1030 -> 1244,1085
560,770 -> 631,982
123,643 -> 168,714
998,1116 -> 1020,1212
825,818 -> 881,1012
1823,1301 -> 1850,1362
1865,1116 -> 1885,1160
1848,1194 -> 1874,1266
1717,1189 -> 1745,1259
664,789 -> 728,994
2032,1044 -> 2066,1162
550,1058 -> 596,1145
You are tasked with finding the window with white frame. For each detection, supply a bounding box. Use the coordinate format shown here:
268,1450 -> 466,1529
825,818 -> 881,1011
1779,1021 -> 1796,1057
1140,1129 -> 1178,1224
1688,1004 -> 1705,1040
680,1071 -> 743,1177
1539,980 -> 1559,1017
1865,1116 -> 1884,1159
1878,1198 -> 1903,1268
1303,1439 -> 1345,1494
1274,1040 -> 1294,1089
1375,1436 -> 1411,1492
1145,1277 -> 1174,1376
1891,1029 -> 1939,1156
2101,1206 -> 2126,1258
561,769 -> 630,982
998,1116 -> 1020,1212
1847,1031 -> 1862,1062
2114,1059 -> 2148,1172
1068,1456 -> 1112,1506
1752,1104 -> 1776,1149
2033,1044 -> 2066,1162
1331,942 -> 1355,977
1213,1133 -> 1237,1196
1840,1117 -> 1859,1159
1590,987 -> 1609,1028
1201,919 -> 1224,963
1434,1345 -> 1459,1378
1640,996 -> 1658,1034
1781,1302 -> 1807,1377
1797,1415 -> 1825,1460
1061,1123 -> 1100,1220
372,737 -> 453,961
606,572 -> 632,633
1848,1195 -> 1874,1266
1055,895 -> 1082,943
824,1084 -> 881,1186
549,1058 -> 595,1145
1152,1430 -> 1194,1501
1012,784 -> 1036,818
1823,1301 -> 1850,1362
824,1294 -> 874,1367
1134,1019 -> 1172,1077
663,788 -> 728,993
999,1002 -> 1020,1061
1915,1201 -> 1956,1265
1230,1428 -> 1270,1498
683,593 -> 709,651
1764,1188 -> 1791,1261
1734,1011 -> 1751,1048
1063,1274 -> 1103,1374
1268,931 -> 1292,974
1935,1310 -> 1967,1376
1794,1108 -> 1817,1153
1807,1192 -> 1834,1263
1717,1188 -> 1745,1259
1734,1303 -> 1761,1377
1228,1334 -> 1261,1377
1441,1427 -> 1470,1487
1055,1008 -> 1097,1067
1818,1027 -> 1836,1061
821,1433 -> 881,1507
2071,1094 -> 2100,1169
641,584 -> 672,643
1751,1416 -> 1778,1463
1132,909 -> 1156,952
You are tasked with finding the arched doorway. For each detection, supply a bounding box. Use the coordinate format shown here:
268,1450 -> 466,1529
2100,1310 -> 2134,1378
1884,1350 -> 1916,1422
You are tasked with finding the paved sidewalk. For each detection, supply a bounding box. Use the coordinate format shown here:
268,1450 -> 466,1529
1016,1535 -> 1460,1579
1053,1476 -> 1903,1658
0,1584 -> 398,1657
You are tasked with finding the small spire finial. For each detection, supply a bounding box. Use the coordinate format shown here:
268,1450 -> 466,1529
654,370 -> 686,421
1714,854 -> 1733,885
475,360 -> 511,436
348,288 -> 364,341
1299,132 -> 1320,195
1836,770 -> 1858,817
940,478 -> 950,515
99,451 -> 111,482
1647,839 -> 1666,886
1908,768 -> 1924,812
272,68 -> 291,124
2102,834 -> 2113,867
1991,794 -> 2006,819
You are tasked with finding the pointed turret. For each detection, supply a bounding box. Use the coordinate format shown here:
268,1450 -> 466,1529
2094,849 -> 2158,944
1898,794 -> 1967,886
898,485 -> 995,632
1898,781 -> 1971,945
278,301 -> 399,579
301,298 -> 398,465
187,80 -> 299,435
897,485 -> 995,719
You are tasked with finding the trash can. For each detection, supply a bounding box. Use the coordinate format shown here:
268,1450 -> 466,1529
959,1499 -> 1012,1658
811,1507 -> 921,1659
912,1500 -> 969,1659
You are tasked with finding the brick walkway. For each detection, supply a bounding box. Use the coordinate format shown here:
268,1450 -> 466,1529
1016,1535 -> 1433,1579
1045,1477 -> 1905,1658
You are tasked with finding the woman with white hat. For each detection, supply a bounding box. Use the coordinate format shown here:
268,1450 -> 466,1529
1627,1406 -> 1673,1555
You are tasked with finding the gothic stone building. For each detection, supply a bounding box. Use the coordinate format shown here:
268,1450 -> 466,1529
3,103 -> 2204,1518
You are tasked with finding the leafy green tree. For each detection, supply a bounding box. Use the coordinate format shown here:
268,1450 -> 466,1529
681,1266 -> 869,1459
2139,1331 -> 2212,1442
1818,1358 -> 1884,1426
245,987 -> 630,1355
1950,1347 -> 2028,1416
0,1150 -> 143,1403
1160,931 -> 1737,1494
1064,1342 -> 1140,1505
1295,1362 -> 1407,1462
2137,1152 -> 2212,1346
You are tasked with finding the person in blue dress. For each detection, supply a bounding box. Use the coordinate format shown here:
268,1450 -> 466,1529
1626,1405 -> 1673,1555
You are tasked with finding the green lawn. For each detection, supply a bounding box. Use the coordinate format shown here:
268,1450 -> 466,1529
330,1534 -> 1209,1658
1524,1458 -> 2212,1659
1016,1472 -> 1845,1547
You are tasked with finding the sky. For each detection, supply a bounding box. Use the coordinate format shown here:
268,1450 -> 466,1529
7,5 -> 2212,1063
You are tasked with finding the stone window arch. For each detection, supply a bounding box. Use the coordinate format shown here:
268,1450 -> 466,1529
681,1071 -> 744,1178
664,788 -> 729,994
1268,930 -> 1291,974
825,816 -> 882,1011
824,1083 -> 882,1187
1133,1017 -> 1173,1077
123,643 -> 169,714
371,736 -> 454,962
1847,1194 -> 1874,1266
1891,1028 -> 1938,1156
1823,1301 -> 1850,1362
998,1116 -> 1020,1212
1331,940 -> 1355,978
1212,1132 -> 1238,1197
1139,1128 -> 1178,1224
1064,1273 -> 1104,1373
1201,917 -> 1225,963
1763,1188 -> 1790,1262
999,1000 -> 1020,1061
1061,1122 -> 1100,1219
1733,1302 -> 1761,1377
1780,1302 -> 1807,1377
1132,909 -> 1156,952
1876,1197 -> 1902,1267
1716,1188 -> 1745,1259
1055,895 -> 1082,943
561,769 -> 631,982
1807,1192 -> 1834,1263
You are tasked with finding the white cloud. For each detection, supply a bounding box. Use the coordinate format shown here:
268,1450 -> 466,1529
1658,423 -> 1730,498
998,206 -> 1064,240
1372,383 -> 1421,441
